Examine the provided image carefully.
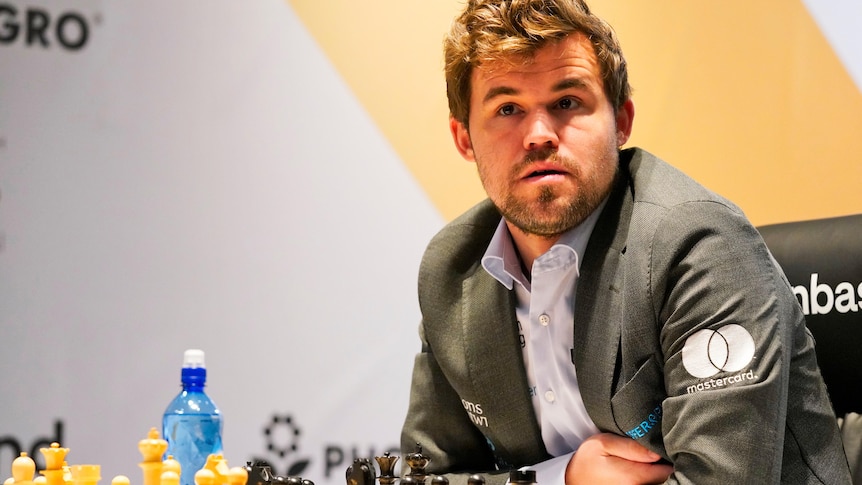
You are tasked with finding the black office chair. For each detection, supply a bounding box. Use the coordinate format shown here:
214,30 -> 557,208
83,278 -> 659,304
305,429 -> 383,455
758,214 -> 862,482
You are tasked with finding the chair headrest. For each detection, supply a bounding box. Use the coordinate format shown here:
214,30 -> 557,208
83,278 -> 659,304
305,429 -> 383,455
758,214 -> 862,415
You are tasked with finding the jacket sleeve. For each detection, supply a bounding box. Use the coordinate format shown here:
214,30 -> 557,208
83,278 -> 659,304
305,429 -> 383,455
648,201 -> 842,484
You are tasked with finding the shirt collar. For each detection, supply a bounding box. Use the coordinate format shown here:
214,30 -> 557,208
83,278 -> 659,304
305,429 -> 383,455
481,197 -> 609,290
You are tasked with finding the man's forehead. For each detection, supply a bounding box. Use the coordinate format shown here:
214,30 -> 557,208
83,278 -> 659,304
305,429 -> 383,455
471,35 -> 601,97
471,33 -> 599,84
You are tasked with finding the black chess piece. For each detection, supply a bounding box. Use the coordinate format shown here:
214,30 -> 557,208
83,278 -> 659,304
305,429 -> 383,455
431,476 -> 449,485
285,477 -> 303,485
346,458 -> 377,485
405,444 -> 430,485
467,475 -> 485,485
244,462 -> 275,485
508,470 -> 536,485
375,452 -> 400,485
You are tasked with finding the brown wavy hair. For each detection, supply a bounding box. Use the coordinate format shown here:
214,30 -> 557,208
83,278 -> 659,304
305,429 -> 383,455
443,0 -> 631,126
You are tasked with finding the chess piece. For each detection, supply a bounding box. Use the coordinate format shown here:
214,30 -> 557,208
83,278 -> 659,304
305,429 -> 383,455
62,464 -> 72,485
68,465 -> 100,485
139,428 -> 169,485
404,445 -> 430,485
467,475 -> 485,485
374,452 -> 398,485
193,469 -> 215,485
508,470 -> 535,485
225,467 -> 247,485
242,463 -> 272,485
430,477 -> 448,485
7,453 -> 37,485
344,459 -> 375,485
40,443 -> 70,485
162,457 -> 181,481
161,471 -> 180,485
201,455 -> 231,485
111,476 -> 130,485
40,444 -> 69,471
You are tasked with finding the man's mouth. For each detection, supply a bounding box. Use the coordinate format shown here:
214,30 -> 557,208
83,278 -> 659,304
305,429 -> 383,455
525,168 -> 568,180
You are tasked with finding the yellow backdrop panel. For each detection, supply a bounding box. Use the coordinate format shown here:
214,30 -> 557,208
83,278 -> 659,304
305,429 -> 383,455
288,0 -> 862,226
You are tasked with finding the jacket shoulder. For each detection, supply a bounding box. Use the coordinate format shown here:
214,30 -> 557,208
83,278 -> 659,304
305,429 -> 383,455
420,199 -> 501,279
625,148 -> 742,215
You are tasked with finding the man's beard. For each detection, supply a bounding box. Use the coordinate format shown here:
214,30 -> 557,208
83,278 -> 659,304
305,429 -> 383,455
485,148 -> 618,237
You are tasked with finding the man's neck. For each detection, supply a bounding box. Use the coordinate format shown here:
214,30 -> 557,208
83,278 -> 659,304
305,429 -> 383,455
505,221 -> 563,273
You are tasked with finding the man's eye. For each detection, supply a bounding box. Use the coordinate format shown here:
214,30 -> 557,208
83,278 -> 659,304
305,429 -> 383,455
498,104 -> 516,116
557,98 -> 578,110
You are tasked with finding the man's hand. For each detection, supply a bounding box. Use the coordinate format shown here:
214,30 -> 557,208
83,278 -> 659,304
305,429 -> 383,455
565,433 -> 673,484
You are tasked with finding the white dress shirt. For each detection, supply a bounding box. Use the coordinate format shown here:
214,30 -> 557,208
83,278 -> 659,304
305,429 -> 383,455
481,199 -> 607,482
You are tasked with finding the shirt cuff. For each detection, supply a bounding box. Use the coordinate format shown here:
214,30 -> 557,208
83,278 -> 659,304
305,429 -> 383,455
513,452 -> 574,484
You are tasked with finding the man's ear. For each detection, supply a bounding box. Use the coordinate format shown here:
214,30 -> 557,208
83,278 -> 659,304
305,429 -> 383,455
615,99 -> 635,147
450,117 -> 475,162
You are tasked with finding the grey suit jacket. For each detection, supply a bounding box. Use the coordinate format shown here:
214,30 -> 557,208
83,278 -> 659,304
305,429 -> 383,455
401,148 -> 851,484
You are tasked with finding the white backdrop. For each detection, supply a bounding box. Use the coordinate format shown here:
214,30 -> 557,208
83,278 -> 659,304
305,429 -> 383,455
0,1 -> 440,483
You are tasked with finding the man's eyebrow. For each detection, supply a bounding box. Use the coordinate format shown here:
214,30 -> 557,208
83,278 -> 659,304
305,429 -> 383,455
553,77 -> 589,92
482,86 -> 518,104
481,78 -> 591,104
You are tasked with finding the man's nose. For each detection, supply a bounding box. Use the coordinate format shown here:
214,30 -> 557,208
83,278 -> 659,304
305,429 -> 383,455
523,110 -> 559,150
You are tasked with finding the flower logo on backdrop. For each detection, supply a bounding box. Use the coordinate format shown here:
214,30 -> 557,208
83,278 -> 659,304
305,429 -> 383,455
250,414 -> 311,477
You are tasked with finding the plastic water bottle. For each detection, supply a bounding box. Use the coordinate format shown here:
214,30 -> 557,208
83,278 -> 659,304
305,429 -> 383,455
162,349 -> 223,485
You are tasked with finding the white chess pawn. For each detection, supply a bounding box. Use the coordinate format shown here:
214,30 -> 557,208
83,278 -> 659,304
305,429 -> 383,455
6,453 -> 36,485
193,469 -> 215,485
160,471 -> 179,485
226,468 -> 247,485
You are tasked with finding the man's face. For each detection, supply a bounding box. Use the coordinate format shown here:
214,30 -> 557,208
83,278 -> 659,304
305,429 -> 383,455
450,32 -> 634,237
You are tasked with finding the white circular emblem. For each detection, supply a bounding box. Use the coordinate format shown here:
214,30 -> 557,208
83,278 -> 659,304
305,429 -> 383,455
681,324 -> 755,378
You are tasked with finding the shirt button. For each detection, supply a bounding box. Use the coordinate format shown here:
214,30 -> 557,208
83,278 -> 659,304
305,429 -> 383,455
538,314 -> 550,326
544,390 -> 556,403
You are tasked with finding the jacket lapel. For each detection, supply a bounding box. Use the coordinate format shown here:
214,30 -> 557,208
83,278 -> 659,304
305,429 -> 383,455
461,264 -> 549,465
573,159 -> 634,432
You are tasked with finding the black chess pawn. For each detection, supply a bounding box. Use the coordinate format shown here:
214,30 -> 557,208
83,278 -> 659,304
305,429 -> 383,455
431,476 -> 448,485
508,470 -> 536,485
467,475 -> 485,485
284,476 -> 303,485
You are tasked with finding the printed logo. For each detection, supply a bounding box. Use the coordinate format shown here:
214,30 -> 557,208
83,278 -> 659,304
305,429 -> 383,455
251,414 -> 311,477
625,405 -> 663,440
792,273 -> 862,316
461,399 -> 488,427
681,324 -> 755,378
0,4 -> 99,51
250,412 -> 400,480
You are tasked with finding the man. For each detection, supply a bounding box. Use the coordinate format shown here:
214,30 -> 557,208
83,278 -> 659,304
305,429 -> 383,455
400,0 -> 851,484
